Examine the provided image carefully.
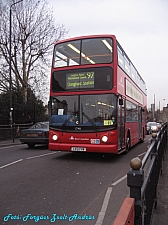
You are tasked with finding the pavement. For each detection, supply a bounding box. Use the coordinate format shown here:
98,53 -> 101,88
152,146 -> 168,225
0,138 -> 21,147
0,139 -> 168,224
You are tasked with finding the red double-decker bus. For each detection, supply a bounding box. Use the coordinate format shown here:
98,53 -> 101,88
49,35 -> 147,154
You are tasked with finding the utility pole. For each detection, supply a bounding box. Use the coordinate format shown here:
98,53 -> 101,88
9,0 -> 23,140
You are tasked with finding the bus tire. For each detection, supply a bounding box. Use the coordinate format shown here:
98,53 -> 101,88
125,132 -> 130,154
27,143 -> 35,148
140,128 -> 145,143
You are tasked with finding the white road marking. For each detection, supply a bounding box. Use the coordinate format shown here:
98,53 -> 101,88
111,174 -> 127,186
0,159 -> 23,169
95,174 -> 128,225
95,187 -> 113,225
138,152 -> 146,157
0,152 -> 57,169
26,152 -> 57,160
0,145 -> 21,149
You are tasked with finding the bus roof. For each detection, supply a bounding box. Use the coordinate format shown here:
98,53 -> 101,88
55,34 -> 117,45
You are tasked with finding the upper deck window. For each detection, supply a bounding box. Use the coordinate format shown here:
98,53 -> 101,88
117,43 -> 147,95
53,38 -> 113,68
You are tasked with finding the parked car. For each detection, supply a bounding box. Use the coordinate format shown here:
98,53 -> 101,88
20,122 -> 49,148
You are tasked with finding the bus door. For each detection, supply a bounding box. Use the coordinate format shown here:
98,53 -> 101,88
138,106 -> 142,138
117,98 -> 125,150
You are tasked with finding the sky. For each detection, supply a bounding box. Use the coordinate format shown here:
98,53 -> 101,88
48,0 -> 168,110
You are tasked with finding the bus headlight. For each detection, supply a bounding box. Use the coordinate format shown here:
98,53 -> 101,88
102,135 -> 108,142
52,134 -> 58,141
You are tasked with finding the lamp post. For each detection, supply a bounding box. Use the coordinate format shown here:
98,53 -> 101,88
159,99 -> 165,111
158,99 -> 165,121
153,94 -> 155,121
9,0 -> 23,139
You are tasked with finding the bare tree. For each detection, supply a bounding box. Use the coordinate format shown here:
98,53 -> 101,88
0,0 -> 67,103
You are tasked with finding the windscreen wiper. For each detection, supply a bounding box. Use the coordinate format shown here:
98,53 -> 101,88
82,112 -> 98,130
61,114 -> 73,128
81,103 -> 97,130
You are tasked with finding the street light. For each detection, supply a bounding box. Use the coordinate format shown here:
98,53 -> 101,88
158,98 -> 165,122
159,99 -> 165,111
9,0 -> 23,138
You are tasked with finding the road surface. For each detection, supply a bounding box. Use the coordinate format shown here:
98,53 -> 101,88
0,136 -> 151,225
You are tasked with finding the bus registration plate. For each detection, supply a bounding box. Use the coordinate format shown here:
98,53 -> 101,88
71,147 -> 86,152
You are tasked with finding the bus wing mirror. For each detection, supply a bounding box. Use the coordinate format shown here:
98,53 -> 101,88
119,99 -> 123,105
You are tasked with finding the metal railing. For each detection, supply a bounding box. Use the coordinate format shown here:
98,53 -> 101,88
127,123 -> 167,225
0,123 -> 33,141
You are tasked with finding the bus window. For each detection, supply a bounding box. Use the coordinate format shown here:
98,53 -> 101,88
117,46 -> 124,70
53,38 -> 113,67
81,38 -> 112,64
54,40 -> 80,67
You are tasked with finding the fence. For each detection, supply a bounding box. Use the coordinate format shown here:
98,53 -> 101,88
113,123 -> 167,225
0,123 -> 33,141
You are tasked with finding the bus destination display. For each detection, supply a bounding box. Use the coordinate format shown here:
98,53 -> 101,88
66,72 -> 94,89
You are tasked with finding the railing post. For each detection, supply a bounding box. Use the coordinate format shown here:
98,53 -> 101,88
127,157 -> 144,225
151,133 -> 158,159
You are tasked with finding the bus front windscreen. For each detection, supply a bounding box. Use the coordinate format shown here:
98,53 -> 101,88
50,94 -> 117,131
